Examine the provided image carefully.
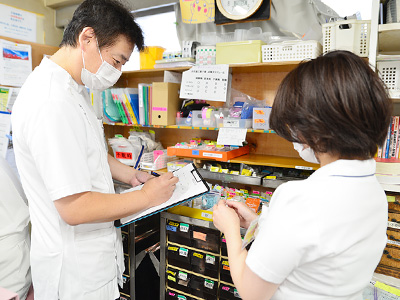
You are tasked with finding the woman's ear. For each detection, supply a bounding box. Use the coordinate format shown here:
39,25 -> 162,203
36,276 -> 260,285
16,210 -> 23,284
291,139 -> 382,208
78,27 -> 95,51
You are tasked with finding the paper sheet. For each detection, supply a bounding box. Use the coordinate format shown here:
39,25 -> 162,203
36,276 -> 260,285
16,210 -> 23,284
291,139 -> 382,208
118,163 -> 209,225
0,112 -> 11,158
217,127 -> 247,146
0,39 -> 32,87
180,64 -> 230,101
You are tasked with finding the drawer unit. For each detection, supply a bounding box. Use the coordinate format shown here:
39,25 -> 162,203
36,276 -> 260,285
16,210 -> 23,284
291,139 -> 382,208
166,219 -> 192,247
167,245 -> 191,271
219,283 -> 242,300
191,225 -> 220,253
190,274 -> 218,300
166,267 -> 191,294
220,258 -> 233,284
190,250 -> 219,279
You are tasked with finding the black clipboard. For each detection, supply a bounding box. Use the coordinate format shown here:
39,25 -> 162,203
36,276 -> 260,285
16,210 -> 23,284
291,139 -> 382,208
114,163 -> 210,228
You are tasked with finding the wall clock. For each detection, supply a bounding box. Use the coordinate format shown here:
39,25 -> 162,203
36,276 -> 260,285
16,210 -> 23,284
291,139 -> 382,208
215,0 -> 264,20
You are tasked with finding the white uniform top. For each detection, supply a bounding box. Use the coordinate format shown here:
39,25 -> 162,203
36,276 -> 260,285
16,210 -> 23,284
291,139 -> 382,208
12,57 -> 124,300
0,156 -> 31,300
246,159 -> 387,300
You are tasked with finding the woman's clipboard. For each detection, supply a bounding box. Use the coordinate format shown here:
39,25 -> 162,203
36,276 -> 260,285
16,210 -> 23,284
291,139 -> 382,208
114,163 -> 209,228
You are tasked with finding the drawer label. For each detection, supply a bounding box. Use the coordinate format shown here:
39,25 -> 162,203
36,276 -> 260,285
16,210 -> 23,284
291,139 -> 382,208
203,152 -> 223,158
178,271 -> 188,281
192,150 -> 200,156
166,225 -> 177,232
193,231 -> 207,241
388,239 -> 400,247
180,223 -> 189,233
201,212 -> 213,219
204,279 -> 214,289
206,254 -> 215,265
179,247 -> 188,257
223,119 -> 240,128
167,275 -> 176,282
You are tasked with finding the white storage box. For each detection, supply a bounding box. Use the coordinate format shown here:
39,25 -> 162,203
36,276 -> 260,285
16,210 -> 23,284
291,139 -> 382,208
377,60 -> 400,98
322,20 -> 370,57
262,40 -> 322,62
139,149 -> 175,171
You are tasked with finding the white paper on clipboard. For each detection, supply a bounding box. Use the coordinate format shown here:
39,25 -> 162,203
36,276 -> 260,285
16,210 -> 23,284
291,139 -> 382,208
117,163 -> 209,227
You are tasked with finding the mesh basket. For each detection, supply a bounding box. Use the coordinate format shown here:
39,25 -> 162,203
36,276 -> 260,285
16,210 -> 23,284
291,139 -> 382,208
262,40 -> 321,62
377,60 -> 400,98
139,149 -> 175,171
322,20 -> 370,57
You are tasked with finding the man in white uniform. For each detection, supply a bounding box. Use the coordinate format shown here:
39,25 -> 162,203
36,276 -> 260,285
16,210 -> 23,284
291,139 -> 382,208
11,1 -> 178,299
0,156 -> 31,300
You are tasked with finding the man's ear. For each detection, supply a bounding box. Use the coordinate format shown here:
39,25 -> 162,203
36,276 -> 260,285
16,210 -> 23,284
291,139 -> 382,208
78,27 -> 96,51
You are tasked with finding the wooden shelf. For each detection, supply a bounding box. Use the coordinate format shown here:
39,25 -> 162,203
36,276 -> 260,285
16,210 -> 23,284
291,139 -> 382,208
121,61 -> 300,77
229,154 -> 319,170
378,23 -> 400,53
104,122 -> 275,133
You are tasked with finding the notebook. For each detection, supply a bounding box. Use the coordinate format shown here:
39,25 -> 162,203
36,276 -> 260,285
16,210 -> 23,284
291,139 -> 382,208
115,163 -> 210,227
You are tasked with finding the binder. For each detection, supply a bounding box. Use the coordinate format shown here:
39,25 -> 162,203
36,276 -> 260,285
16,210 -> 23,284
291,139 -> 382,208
115,163 -> 210,227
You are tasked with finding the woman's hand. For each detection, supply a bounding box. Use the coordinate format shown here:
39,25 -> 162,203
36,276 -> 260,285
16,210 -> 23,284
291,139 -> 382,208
213,200 -> 241,235
225,200 -> 258,229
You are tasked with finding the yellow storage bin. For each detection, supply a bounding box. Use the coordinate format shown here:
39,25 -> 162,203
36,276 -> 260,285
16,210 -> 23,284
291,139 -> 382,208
216,40 -> 265,65
139,46 -> 165,69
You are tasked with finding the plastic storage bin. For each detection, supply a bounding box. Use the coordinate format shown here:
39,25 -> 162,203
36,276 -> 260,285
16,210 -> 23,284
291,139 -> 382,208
166,219 -> 192,247
167,245 -> 191,270
216,40 -> 265,65
190,274 -> 218,300
217,118 -> 252,128
191,110 -> 216,127
220,258 -> 233,284
191,225 -> 220,253
166,267 -> 191,294
377,60 -> 400,98
322,20 -> 370,57
190,250 -> 219,279
139,46 -> 165,69
262,40 -> 322,62
219,283 -> 242,299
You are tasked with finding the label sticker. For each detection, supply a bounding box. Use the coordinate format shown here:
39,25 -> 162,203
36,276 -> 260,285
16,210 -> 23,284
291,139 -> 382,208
192,150 -> 200,156
223,119 -> 240,128
166,225 -> 177,232
115,151 -> 132,159
206,254 -> 215,265
178,271 -> 188,281
193,231 -> 207,241
203,152 -> 223,158
180,223 -> 189,233
204,279 -> 214,289
179,247 -> 188,257
201,212 -> 213,219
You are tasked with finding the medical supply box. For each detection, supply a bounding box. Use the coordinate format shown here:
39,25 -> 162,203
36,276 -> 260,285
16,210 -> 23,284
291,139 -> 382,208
151,82 -> 181,126
216,40 -> 265,65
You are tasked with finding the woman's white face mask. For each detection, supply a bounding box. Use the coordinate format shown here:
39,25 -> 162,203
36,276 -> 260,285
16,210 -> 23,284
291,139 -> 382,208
293,142 -> 319,164
81,38 -> 122,91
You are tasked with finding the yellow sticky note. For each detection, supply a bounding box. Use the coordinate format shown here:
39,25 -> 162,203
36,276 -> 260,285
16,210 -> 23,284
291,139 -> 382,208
387,195 -> 396,203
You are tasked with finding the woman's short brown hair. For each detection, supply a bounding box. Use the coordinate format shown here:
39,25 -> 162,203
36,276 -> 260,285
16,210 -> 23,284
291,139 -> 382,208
269,50 -> 393,160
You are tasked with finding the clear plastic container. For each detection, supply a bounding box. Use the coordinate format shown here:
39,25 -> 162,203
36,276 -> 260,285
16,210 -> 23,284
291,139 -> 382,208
192,110 -> 216,127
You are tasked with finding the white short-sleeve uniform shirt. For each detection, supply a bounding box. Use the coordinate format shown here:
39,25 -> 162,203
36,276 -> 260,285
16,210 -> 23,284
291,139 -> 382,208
246,159 -> 387,300
12,57 -> 124,300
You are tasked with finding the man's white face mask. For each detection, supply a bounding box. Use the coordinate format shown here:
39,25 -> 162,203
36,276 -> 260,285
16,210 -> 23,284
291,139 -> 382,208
81,38 -> 122,91
293,142 -> 319,164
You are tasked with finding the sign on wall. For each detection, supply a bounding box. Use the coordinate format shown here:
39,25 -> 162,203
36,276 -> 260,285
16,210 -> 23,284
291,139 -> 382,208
0,4 -> 37,43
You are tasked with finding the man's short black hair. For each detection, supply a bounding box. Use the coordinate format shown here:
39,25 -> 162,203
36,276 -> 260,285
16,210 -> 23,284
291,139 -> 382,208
60,0 -> 144,51
270,50 -> 393,160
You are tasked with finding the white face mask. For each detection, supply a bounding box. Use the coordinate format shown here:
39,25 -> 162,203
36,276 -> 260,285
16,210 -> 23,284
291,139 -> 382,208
293,142 -> 319,164
81,39 -> 122,91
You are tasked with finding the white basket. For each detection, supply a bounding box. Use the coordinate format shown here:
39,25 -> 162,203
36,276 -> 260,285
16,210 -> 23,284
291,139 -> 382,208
139,149 -> 175,171
387,0 -> 400,23
262,40 -> 322,62
377,60 -> 400,98
322,20 -> 370,57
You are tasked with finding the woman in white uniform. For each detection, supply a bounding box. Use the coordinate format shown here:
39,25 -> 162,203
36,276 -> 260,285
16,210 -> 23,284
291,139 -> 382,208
0,156 -> 31,300
11,0 -> 178,299
213,51 -> 392,299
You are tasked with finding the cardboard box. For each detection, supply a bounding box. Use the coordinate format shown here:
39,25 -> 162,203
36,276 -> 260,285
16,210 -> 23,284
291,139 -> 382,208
216,40 -> 265,65
151,82 -> 181,126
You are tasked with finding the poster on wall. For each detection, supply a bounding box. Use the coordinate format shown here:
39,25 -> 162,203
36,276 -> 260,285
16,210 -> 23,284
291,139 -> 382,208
180,0 -> 215,24
0,4 -> 37,43
0,39 -> 32,87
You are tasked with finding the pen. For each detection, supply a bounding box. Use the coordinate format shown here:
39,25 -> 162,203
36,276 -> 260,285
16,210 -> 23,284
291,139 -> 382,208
151,171 -> 160,177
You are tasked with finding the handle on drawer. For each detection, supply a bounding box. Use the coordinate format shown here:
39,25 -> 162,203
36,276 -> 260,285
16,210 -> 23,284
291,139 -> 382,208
384,249 -> 400,262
